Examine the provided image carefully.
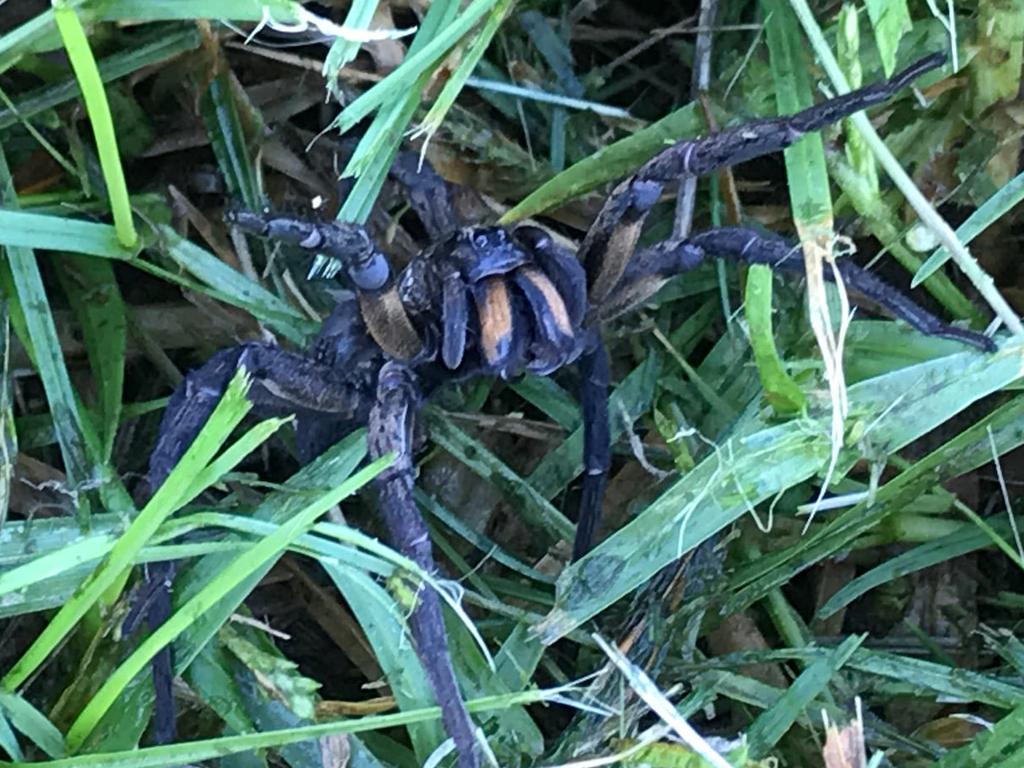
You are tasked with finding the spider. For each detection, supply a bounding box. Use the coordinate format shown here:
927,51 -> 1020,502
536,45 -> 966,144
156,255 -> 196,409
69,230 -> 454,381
143,52 -> 993,768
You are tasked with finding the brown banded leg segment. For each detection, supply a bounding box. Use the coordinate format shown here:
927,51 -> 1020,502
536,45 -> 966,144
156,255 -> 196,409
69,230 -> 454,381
598,239 -> 707,321
358,285 -> 424,360
581,179 -> 663,304
368,363 -> 480,768
512,266 -> 577,374
512,226 -> 588,328
229,210 -> 425,361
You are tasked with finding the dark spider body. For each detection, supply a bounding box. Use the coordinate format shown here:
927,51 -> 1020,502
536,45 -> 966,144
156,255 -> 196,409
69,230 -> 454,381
143,53 -> 994,768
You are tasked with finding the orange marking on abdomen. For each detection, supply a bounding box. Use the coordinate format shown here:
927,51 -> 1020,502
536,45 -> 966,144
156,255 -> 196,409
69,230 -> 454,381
520,267 -> 573,336
477,277 -> 513,364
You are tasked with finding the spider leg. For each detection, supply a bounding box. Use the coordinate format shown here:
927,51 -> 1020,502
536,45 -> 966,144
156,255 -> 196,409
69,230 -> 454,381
602,226 -> 995,351
143,339 -> 377,744
442,272 -> 470,368
119,558 -> 176,743
229,211 -> 423,360
368,362 -> 480,768
573,335 -> 611,559
148,343 -> 374,486
390,150 -> 460,239
581,53 -> 946,304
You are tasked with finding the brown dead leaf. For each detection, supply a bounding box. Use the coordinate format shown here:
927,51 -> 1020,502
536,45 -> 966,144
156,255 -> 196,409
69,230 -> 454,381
913,714 -> 990,748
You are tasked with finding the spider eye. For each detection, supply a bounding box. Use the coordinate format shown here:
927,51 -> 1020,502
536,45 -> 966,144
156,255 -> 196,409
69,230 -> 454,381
473,233 -> 490,249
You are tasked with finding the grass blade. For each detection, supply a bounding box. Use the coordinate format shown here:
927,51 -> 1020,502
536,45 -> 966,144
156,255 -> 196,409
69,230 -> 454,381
0,691 -> 65,759
934,704 -> 1024,767
64,456 -> 389,750
914,170 -> 1024,286
0,690 -> 551,768
0,148 -> 99,516
54,257 -> 126,462
746,635 -> 863,757
745,264 -> 806,414
52,1 -> 136,247
1,371 -> 252,693
787,0 -> 1024,337
538,342 -> 1019,643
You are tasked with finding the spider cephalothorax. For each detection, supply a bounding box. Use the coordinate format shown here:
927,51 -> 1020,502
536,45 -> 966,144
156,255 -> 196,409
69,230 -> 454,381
396,225 -> 587,378
143,53 -> 994,768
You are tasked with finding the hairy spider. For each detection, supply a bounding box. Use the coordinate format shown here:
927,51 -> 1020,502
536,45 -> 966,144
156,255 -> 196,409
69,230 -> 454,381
143,53 -> 993,768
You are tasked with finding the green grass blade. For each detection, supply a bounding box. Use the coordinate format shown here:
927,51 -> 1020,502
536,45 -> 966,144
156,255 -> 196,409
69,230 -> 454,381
0,210 -> 126,256
54,257 -> 126,462
0,691 -> 65,758
0,712 -> 22,762
934,704 -> 1024,767
952,500 -> 1024,573
817,515 -> 1022,621
0,533 -> 116,599
89,0 -> 303,23
0,300 -> 13,529
64,456 -> 389,751
181,419 -> 292,503
527,356 -> 660,499
322,0 -> 381,100
747,635 -> 863,756
0,28 -> 201,131
0,150 -> 99,512
538,342 -> 1019,643
0,690 -> 550,768
202,72 -> 262,211
500,103 -> 701,223
182,643 -> 262,760
845,647 -> 1024,707
827,155 -> 981,321
326,0 -> 498,139
745,264 -> 806,414
52,1 -> 137,247
323,565 -> 445,759
509,376 -> 579,430
837,5 -> 879,197
0,0 -> 300,64
416,489 -> 554,582
969,0 -> 1024,115
863,0 -> 911,76
914,170 -> 1024,286
159,226 -> 314,343
423,407 -> 574,541
0,371 -> 252,693
0,9 -> 61,75
415,0 -> 514,140
765,0 -> 832,224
